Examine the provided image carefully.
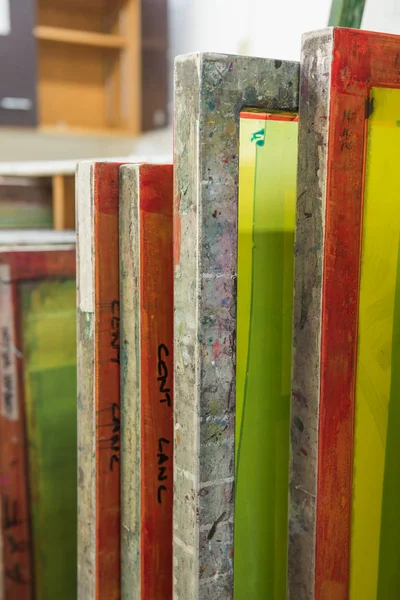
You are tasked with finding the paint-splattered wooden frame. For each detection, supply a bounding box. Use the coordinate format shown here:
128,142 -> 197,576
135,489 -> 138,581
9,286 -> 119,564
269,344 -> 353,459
290,27 -> 400,600
76,162 -> 123,600
173,53 -> 299,599
119,164 -> 173,600
0,246 -> 75,600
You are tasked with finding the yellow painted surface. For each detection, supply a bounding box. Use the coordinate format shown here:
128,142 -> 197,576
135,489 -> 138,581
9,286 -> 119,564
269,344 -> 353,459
350,87 -> 400,599
235,116 -> 257,460
235,114 -> 298,598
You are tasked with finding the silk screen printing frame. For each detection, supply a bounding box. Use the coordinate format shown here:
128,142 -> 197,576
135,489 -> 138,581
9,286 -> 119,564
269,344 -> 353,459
0,246 -> 76,600
76,162 -> 123,600
119,163 -> 173,600
290,27 -> 400,600
174,53 -> 299,599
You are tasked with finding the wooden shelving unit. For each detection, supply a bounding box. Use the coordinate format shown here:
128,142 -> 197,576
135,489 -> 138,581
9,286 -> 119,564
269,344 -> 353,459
35,0 -> 141,136
34,0 -> 141,136
0,0 -> 169,136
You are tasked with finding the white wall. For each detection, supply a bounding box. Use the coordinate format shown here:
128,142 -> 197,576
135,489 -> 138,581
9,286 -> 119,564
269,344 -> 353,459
168,0 -> 332,71
166,0 -> 400,119
168,0 -> 400,64
363,0 -> 400,33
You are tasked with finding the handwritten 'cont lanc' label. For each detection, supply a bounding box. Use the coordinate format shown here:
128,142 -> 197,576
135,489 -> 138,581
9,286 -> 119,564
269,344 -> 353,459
157,343 -> 172,503
157,437 -> 170,504
0,265 -> 19,421
97,403 -> 120,473
3,495 -> 30,585
110,300 -> 120,366
157,344 -> 171,407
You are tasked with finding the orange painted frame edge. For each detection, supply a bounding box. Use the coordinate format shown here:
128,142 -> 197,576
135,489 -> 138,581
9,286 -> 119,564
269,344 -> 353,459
93,163 -> 123,600
139,164 -> 174,599
316,28 -> 400,598
0,248 -> 75,599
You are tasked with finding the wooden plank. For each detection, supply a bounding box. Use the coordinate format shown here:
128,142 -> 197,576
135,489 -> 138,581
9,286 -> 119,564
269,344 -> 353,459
76,162 -> 95,600
63,176 -> 76,230
290,27 -> 400,600
34,26 -> 127,49
76,162 -> 123,600
120,163 -> 173,599
173,53 -> 299,599
52,174 -> 65,230
119,165 -> 140,600
52,175 -> 75,231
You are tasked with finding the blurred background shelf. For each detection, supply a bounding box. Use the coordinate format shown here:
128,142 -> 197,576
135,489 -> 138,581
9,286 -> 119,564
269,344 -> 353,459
0,0 -> 169,137
0,0 -> 169,231
34,26 -> 128,49
36,0 -> 141,135
0,150 -> 172,232
0,172 -> 75,231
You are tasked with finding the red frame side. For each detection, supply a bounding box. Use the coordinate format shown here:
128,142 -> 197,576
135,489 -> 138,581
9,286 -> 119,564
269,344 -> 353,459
139,164 -> 174,599
0,249 -> 75,599
316,28 -> 400,598
93,163 -> 122,600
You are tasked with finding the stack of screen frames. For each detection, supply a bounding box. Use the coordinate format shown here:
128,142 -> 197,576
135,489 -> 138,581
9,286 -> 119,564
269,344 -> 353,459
73,27 -> 400,600
173,28 -> 400,600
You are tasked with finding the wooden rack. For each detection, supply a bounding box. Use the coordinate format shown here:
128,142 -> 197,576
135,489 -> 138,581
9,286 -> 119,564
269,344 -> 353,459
34,0 -> 141,136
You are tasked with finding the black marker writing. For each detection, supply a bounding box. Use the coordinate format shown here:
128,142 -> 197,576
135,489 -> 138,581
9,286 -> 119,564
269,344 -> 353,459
6,534 -> 28,554
1,327 -> 14,417
110,300 -> 120,365
157,438 -> 170,504
97,403 -> 120,472
157,344 -> 171,407
4,496 -> 22,530
6,564 -> 28,585
157,485 -> 167,504
340,128 -> 352,151
2,496 -> 29,585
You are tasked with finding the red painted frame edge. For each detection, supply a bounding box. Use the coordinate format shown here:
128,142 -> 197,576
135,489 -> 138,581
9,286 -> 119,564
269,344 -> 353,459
139,164 -> 174,600
316,27 -> 400,599
93,163 -> 122,600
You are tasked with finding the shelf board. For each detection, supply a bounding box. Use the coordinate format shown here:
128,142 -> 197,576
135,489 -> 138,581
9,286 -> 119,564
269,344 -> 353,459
34,26 -> 127,50
38,124 -> 136,138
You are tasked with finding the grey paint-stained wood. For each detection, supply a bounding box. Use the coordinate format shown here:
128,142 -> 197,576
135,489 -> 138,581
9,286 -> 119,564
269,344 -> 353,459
173,53 -> 299,600
288,29 -> 333,600
76,162 -> 96,600
119,164 -> 141,600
